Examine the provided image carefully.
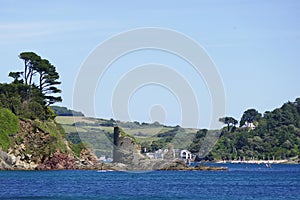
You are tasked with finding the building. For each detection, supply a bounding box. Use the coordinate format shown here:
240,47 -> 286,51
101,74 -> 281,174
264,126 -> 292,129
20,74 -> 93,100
242,122 -> 256,130
180,150 -> 192,160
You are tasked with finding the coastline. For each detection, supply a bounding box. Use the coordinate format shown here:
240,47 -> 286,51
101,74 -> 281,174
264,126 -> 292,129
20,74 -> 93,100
214,159 -> 295,164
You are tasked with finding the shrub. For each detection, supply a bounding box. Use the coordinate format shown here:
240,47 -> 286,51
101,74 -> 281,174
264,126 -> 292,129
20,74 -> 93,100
0,108 -> 19,151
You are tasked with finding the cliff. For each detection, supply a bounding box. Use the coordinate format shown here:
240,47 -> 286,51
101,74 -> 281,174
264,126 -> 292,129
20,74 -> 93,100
0,118 -> 99,170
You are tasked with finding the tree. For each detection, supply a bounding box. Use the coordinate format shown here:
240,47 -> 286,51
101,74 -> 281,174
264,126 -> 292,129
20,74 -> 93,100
8,72 -> 23,84
34,59 -> 62,105
219,116 -> 238,131
240,109 -> 261,127
13,52 -> 62,105
1,52 -> 62,120
295,98 -> 300,115
18,52 -> 41,85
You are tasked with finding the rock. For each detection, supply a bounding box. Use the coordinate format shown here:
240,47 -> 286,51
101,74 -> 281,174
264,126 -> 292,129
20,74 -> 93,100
29,161 -> 37,169
0,159 -> 13,170
20,144 -> 26,150
107,127 -> 228,171
0,150 -> 16,169
14,156 -> 21,166
0,118 -> 106,170
14,149 -> 20,156
25,154 -> 32,159
108,162 -> 128,171
37,151 -> 77,170
80,148 -> 99,166
0,150 -> 8,161
56,163 -> 64,170
10,155 -> 16,165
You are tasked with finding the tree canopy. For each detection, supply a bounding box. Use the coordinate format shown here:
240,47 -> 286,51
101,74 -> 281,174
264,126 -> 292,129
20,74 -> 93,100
240,108 -> 262,126
189,98 -> 300,161
0,52 -> 62,120
219,116 -> 238,131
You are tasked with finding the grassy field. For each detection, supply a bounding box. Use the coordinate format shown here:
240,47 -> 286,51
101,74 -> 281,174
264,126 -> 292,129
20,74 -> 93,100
56,116 -> 199,157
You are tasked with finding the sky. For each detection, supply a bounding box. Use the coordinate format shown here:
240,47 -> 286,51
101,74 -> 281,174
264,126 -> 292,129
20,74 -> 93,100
1,0 -> 300,128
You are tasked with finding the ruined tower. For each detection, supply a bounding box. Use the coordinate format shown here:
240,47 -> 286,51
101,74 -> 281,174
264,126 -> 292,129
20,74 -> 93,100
113,126 -> 120,162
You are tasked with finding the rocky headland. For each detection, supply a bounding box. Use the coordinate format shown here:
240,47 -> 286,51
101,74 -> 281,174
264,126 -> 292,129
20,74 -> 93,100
0,118 -> 99,170
102,127 -> 227,171
0,122 -> 226,171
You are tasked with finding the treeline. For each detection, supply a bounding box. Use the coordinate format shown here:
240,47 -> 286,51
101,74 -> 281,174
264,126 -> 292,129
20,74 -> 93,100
141,126 -> 183,152
51,106 -> 84,117
189,98 -> 300,161
0,52 -> 62,120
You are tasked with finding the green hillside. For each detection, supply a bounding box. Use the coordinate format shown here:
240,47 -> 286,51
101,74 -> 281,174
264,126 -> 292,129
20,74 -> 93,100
190,98 -> 300,161
56,98 -> 300,162
56,116 -> 198,157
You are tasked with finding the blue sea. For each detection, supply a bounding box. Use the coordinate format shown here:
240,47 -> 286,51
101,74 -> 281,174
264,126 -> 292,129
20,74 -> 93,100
0,164 -> 300,200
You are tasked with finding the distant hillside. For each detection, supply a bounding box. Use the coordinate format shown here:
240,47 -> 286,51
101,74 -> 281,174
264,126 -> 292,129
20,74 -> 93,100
189,98 -> 300,162
56,98 -> 300,162
51,106 -> 84,117
55,116 -> 198,158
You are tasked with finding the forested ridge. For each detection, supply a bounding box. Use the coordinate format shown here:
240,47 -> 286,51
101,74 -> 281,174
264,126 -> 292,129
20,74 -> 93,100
189,98 -> 300,161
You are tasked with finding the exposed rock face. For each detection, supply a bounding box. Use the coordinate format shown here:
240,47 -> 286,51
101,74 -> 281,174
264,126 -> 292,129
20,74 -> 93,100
113,126 -> 146,166
1,122 -> 226,171
0,150 -> 13,170
112,126 -> 150,170
0,119 -> 99,170
109,127 -> 193,171
37,151 -> 76,170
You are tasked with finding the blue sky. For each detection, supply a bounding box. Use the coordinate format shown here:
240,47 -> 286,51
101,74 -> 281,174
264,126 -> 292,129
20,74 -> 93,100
1,0 -> 299,128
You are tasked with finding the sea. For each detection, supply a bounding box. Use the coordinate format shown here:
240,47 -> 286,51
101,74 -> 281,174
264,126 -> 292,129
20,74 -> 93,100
0,163 -> 299,200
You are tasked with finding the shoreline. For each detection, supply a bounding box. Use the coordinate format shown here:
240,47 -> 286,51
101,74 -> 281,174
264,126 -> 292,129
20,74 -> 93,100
213,159 -> 294,164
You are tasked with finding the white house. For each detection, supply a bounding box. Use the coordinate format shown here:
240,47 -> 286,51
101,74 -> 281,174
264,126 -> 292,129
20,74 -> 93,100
180,150 -> 192,160
99,156 -> 106,162
242,122 -> 256,130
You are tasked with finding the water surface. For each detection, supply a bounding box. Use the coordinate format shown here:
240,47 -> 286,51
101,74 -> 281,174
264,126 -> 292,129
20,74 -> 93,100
0,164 -> 299,199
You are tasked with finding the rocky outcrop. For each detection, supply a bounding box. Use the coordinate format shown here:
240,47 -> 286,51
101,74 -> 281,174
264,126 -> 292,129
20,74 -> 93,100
0,119 -> 99,170
0,122 -> 226,171
37,149 -> 101,170
37,151 -> 76,170
0,150 -> 13,170
112,126 -> 153,170
109,126 -> 227,171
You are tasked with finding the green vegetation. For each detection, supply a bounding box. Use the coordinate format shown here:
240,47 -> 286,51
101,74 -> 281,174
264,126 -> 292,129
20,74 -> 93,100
69,142 -> 86,157
56,98 -> 300,161
2,53 -> 297,162
0,52 -> 62,120
51,106 -> 84,116
0,108 -> 19,151
57,116 -> 197,157
219,116 -> 238,131
0,52 -> 78,158
26,120 -> 70,159
189,98 -> 300,161
239,108 -> 262,127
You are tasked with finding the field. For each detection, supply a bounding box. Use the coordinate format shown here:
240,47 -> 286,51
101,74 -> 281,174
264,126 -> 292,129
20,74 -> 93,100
56,116 -> 199,157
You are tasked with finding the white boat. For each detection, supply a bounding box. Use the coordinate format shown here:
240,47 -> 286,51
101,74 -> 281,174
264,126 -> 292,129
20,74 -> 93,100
265,163 -> 271,168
